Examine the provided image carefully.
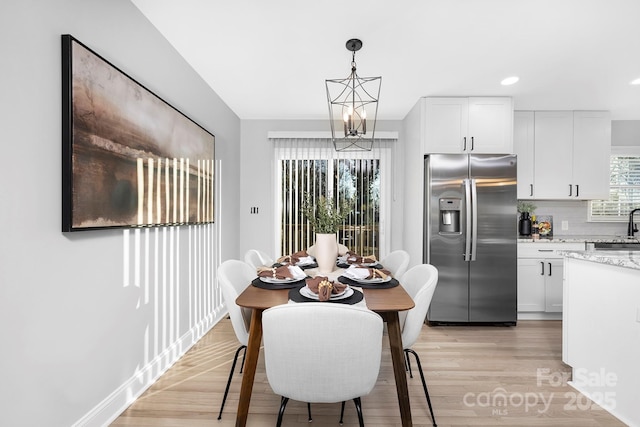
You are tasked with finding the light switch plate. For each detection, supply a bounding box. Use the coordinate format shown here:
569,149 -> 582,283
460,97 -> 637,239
561,220 -> 569,230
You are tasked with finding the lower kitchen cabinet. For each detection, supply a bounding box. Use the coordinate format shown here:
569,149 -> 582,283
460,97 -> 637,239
517,242 -> 585,316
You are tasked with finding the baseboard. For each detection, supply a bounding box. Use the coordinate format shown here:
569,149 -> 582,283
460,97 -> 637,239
72,308 -> 226,427
517,312 -> 562,320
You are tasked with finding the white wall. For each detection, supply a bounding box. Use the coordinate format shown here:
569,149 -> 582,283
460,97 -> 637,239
239,119 -> 404,259
0,1 -> 240,426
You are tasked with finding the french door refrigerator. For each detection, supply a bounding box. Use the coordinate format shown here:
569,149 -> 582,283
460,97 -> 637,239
424,154 -> 517,325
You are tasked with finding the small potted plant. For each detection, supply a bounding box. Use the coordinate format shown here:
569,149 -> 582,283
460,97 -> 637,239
301,194 -> 352,273
517,201 -> 536,236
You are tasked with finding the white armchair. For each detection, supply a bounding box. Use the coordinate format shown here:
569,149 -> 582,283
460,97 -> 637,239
217,259 -> 255,419
262,303 -> 383,426
380,249 -> 410,279
243,249 -> 274,269
400,263 -> 438,426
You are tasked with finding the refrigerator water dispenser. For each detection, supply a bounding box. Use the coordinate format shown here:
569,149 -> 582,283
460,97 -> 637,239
439,198 -> 461,233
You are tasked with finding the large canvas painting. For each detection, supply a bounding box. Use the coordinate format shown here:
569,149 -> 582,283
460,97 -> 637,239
62,34 -> 215,231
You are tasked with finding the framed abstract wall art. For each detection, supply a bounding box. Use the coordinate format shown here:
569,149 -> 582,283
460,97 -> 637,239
61,34 -> 215,231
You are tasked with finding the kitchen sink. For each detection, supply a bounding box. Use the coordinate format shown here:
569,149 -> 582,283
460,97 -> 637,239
593,242 -> 640,250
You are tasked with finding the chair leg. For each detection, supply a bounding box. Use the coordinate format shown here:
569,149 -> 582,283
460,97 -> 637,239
405,348 -> 437,427
239,345 -> 247,373
276,396 -> 289,427
339,401 -> 346,425
217,344 -> 247,420
404,350 -> 414,378
307,402 -> 312,422
353,397 -> 364,427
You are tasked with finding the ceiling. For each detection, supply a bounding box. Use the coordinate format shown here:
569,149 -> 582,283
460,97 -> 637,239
131,0 -> 640,121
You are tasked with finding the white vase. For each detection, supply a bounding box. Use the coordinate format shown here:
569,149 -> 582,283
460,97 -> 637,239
314,233 -> 338,274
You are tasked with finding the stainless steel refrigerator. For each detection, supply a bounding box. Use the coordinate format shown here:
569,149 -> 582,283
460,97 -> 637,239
424,154 -> 517,325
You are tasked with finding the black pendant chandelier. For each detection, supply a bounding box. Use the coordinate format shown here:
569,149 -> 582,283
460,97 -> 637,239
325,39 -> 381,151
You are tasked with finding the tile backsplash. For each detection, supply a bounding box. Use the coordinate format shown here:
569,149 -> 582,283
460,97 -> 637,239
524,200 -> 628,237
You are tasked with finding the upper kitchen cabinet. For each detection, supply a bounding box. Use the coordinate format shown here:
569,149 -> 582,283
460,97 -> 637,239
514,111 -> 535,198
422,97 -> 514,154
572,111 -> 611,199
515,110 -> 611,200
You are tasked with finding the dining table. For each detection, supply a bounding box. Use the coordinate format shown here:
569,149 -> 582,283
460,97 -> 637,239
233,265 -> 416,427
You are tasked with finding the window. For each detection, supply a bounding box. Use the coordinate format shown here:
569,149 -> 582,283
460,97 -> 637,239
589,153 -> 640,221
274,138 -> 393,258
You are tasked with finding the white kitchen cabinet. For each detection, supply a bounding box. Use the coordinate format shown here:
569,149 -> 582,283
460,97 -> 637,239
514,111 -> 535,198
423,97 -> 513,154
516,257 -> 545,311
517,242 -> 585,314
515,110 -> 611,200
533,112 -> 574,199
572,111 -> 611,199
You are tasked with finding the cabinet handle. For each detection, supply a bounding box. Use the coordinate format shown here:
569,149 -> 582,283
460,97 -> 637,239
548,262 -> 552,276
463,137 -> 467,151
540,261 -> 545,275
471,136 -> 474,151
576,185 -> 579,197
568,184 -> 573,197
529,184 -> 533,197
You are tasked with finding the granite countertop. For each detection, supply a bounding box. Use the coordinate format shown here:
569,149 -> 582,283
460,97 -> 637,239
518,235 -> 640,243
558,249 -> 640,271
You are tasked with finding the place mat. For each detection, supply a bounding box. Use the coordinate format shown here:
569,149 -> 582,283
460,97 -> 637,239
251,277 -> 307,290
337,276 -> 399,289
288,284 -> 364,305
336,262 -> 383,269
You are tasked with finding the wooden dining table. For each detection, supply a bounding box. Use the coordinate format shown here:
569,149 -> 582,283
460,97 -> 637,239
234,279 -> 416,427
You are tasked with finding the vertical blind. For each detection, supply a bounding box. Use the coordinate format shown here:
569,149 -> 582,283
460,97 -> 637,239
590,155 -> 640,220
273,138 -> 393,258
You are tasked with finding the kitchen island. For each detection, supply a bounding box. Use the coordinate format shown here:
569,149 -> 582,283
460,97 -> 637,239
560,249 -> 640,427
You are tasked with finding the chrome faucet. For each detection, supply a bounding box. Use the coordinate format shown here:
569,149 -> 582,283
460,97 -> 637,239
628,208 -> 640,237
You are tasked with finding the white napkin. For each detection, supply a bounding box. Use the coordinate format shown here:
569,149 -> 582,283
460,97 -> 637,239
342,265 -> 371,280
297,256 -> 316,266
287,265 -> 308,280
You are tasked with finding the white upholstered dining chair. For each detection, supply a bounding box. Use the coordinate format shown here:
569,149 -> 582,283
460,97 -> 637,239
262,303 -> 383,427
380,249 -> 410,279
243,249 -> 274,269
400,263 -> 438,426
217,259 -> 255,420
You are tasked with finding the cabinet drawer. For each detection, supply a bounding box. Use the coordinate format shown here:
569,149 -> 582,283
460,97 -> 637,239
518,243 -> 585,258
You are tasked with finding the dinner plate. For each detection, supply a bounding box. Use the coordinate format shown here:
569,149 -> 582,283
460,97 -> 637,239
299,285 -> 353,300
348,275 -> 392,284
260,276 -> 300,284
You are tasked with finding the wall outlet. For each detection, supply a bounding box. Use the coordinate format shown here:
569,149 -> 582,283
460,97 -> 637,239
561,220 -> 569,230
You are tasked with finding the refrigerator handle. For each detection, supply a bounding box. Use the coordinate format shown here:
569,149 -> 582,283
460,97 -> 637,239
463,178 -> 472,261
470,178 -> 478,261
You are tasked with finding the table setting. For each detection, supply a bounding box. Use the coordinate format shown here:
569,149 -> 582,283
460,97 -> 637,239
250,250 -> 398,302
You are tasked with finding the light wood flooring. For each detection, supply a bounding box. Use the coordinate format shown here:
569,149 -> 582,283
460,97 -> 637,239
111,319 -> 625,426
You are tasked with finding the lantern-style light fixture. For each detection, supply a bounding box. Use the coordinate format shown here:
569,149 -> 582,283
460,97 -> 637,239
325,39 -> 381,151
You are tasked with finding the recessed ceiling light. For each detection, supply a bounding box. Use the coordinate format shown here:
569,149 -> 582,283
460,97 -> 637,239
501,76 -> 519,86
631,78 -> 640,85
